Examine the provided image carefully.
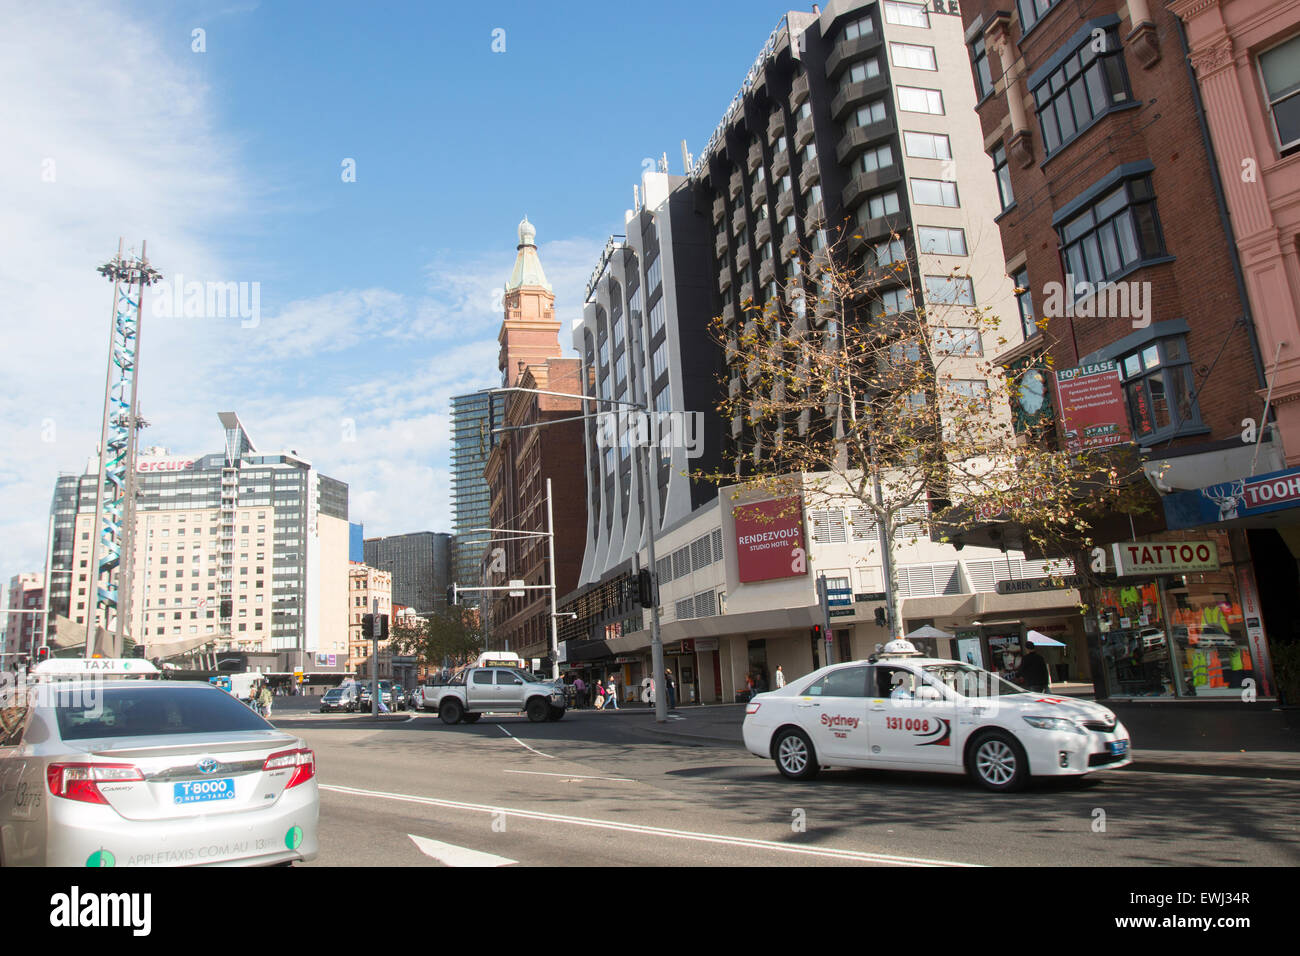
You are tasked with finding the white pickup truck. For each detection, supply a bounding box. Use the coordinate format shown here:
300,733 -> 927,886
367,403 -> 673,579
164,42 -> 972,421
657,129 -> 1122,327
424,666 -> 567,724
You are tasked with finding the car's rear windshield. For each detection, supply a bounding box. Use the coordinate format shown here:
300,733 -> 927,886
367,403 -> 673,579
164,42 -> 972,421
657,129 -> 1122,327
56,685 -> 272,740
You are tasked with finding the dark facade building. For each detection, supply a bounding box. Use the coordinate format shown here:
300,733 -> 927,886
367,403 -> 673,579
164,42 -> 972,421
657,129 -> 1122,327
362,531 -> 451,614
958,0 -> 1288,707
450,391 -> 503,602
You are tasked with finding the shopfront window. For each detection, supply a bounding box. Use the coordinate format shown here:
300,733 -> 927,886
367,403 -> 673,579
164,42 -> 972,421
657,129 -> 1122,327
1097,580 -> 1173,697
1097,532 -> 1254,698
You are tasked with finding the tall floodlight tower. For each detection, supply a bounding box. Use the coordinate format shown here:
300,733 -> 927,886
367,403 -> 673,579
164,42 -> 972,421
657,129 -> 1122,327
84,240 -> 161,658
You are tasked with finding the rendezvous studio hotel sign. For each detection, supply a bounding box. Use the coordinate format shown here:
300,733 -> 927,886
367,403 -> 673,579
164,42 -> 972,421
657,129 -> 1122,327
734,496 -> 808,584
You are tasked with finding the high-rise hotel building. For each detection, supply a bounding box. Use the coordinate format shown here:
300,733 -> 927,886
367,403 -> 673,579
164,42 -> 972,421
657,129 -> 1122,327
693,0 -> 1023,462
449,391 -> 503,602
48,413 -> 350,657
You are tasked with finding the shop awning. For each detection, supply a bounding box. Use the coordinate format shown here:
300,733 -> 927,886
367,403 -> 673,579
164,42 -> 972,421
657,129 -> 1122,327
1026,629 -> 1066,647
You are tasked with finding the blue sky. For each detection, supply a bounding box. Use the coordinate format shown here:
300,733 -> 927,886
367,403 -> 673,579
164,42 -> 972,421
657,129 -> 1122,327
0,0 -> 796,585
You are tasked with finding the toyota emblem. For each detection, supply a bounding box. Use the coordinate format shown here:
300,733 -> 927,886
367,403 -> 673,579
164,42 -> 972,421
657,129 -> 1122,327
197,758 -> 220,774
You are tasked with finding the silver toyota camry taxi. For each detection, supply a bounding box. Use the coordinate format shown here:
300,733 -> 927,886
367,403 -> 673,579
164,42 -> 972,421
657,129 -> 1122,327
0,669 -> 318,867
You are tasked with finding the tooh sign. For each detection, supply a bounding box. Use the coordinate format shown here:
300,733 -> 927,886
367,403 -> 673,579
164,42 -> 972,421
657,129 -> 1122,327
1112,540 -> 1219,576
734,496 -> 808,584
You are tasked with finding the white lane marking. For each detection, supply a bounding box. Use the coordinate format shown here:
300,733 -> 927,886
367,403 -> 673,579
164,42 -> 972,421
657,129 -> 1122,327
497,724 -> 556,759
322,784 -> 979,867
504,769 -> 633,783
408,834 -> 516,867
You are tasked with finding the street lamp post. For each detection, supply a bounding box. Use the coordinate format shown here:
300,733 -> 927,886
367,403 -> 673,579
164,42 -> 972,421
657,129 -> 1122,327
485,385 -> 669,723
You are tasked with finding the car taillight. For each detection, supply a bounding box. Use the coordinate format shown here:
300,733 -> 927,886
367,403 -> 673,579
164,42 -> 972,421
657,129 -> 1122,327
263,747 -> 315,789
46,763 -> 144,804
746,702 -> 761,715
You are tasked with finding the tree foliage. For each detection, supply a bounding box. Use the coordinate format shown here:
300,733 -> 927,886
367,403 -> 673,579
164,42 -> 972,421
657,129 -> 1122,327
388,607 -> 483,670
699,229 -> 1151,633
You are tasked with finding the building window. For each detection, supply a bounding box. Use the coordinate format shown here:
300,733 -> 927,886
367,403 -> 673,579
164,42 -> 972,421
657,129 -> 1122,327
884,1 -> 929,28
933,327 -> 983,356
970,35 -> 994,99
898,86 -> 944,114
646,256 -> 662,293
1013,267 -> 1037,339
879,287 -> 913,315
1119,337 -> 1201,441
902,130 -> 952,160
916,226 -> 967,255
860,189 -> 901,220
1260,35 -> 1300,155
924,275 -> 976,306
873,238 -> 907,270
1017,0 -> 1062,34
1058,174 -> 1166,288
992,144 -> 1014,211
846,58 -> 881,86
849,99 -> 888,129
911,178 -> 959,207
842,15 -> 875,40
857,143 -> 894,175
1033,27 -> 1132,156
890,43 -> 937,71
945,379 -> 990,404
651,340 -> 668,380
649,299 -> 666,336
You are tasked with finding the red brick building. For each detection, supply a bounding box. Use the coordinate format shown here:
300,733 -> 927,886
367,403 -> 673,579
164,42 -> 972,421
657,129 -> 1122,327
957,0 -> 1285,704
484,219 -> 588,667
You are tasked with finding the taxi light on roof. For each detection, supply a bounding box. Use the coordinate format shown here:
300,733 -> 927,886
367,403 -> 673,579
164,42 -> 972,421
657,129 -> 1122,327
878,638 -> 920,658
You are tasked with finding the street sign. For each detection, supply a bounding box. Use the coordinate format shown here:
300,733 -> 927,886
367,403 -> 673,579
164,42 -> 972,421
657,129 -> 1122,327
509,579 -> 526,597
829,608 -> 855,618
827,587 -> 852,607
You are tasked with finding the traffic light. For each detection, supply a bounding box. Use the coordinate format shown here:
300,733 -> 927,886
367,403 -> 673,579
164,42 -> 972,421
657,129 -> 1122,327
362,613 -> 374,639
376,614 -> 389,640
635,569 -> 656,607
35,645 -> 50,663
447,585 -> 459,606
811,625 -> 823,641
874,607 -> 887,627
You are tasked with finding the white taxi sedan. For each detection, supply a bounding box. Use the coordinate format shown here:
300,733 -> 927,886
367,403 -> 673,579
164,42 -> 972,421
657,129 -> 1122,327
743,643 -> 1131,791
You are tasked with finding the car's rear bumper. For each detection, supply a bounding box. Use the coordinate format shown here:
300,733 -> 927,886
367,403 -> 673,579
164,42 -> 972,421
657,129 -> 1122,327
42,781 -> 319,867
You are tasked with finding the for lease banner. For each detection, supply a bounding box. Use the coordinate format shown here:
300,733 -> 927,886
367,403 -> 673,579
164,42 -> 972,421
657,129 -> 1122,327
734,496 -> 807,583
1055,360 -> 1132,452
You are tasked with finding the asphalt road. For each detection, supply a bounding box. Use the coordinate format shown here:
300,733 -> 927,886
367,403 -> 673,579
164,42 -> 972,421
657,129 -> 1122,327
264,697 -> 1300,868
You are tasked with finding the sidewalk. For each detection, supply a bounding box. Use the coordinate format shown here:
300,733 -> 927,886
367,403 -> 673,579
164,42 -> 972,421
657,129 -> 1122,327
633,702 -> 1300,779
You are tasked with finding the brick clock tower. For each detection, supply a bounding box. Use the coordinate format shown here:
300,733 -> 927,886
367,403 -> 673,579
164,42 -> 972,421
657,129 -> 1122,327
498,216 -> 561,387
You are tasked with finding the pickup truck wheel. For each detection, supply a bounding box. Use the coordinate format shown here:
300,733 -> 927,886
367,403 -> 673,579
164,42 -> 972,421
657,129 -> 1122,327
526,698 -> 550,722
548,706 -> 565,721
463,713 -> 481,723
440,700 -> 463,725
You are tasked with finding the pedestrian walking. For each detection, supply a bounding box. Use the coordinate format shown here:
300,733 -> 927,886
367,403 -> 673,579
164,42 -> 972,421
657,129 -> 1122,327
594,679 -> 606,710
775,665 -> 786,689
745,673 -> 754,701
665,668 -> 677,710
574,675 -> 586,709
1020,644 -> 1050,693
260,683 -> 273,718
606,675 -> 619,710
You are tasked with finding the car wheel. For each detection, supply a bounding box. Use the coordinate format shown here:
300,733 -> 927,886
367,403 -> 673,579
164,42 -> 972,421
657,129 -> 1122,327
773,727 -> 819,780
548,706 -> 565,721
527,698 -> 550,722
463,713 -> 481,723
440,700 -> 463,725
968,731 -> 1029,792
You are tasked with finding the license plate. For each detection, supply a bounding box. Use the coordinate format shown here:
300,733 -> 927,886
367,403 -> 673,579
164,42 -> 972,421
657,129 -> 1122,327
1109,740 -> 1129,756
174,778 -> 235,804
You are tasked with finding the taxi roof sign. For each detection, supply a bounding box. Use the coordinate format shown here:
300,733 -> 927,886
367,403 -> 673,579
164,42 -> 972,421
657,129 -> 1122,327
31,657 -> 161,679
877,638 -> 921,658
